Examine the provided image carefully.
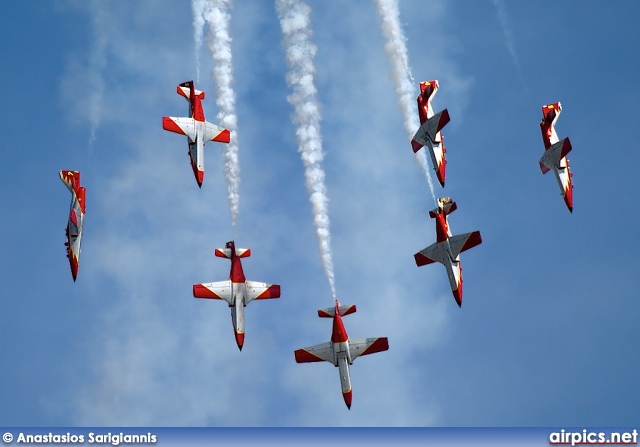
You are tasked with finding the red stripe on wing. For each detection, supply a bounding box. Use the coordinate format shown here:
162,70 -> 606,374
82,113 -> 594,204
436,109 -> 450,134
193,284 -> 224,299
294,349 -> 326,363
255,284 -> 281,299
560,138 -> 572,159
360,338 -> 389,356
459,231 -> 482,254
162,117 -> 186,135
415,252 -> 436,266
212,129 -> 231,143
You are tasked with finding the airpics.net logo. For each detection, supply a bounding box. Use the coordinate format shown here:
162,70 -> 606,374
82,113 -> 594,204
549,429 -> 638,446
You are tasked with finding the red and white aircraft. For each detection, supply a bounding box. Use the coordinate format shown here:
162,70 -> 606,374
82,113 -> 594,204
193,241 -> 281,351
539,102 -> 573,212
162,81 -> 230,187
59,170 -> 86,282
414,198 -> 482,307
294,301 -> 389,409
411,80 -> 450,187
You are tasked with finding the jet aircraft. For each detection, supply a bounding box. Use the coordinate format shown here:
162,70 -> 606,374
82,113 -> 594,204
59,170 -> 86,281
411,80 -> 450,187
162,81 -> 230,187
193,241 -> 280,350
294,301 -> 389,409
414,197 -> 482,307
539,102 -> 573,212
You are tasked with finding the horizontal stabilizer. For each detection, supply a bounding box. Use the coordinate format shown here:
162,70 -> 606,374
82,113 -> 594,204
429,197 -> 457,218
318,304 -> 356,318
177,81 -> 205,100
215,248 -> 251,258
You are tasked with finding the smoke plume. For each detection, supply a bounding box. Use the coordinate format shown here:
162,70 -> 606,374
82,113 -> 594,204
275,0 -> 337,300
191,0 -> 207,82
87,0 -> 109,150
492,0 -> 529,94
375,0 -> 437,205
202,0 -> 241,227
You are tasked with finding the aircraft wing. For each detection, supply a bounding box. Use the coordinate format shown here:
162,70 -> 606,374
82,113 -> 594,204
348,338 -> 389,362
414,241 -> 447,266
193,280 -> 233,305
162,117 -> 196,140
245,281 -> 281,304
448,231 -> 482,259
411,109 -> 450,153
294,342 -> 335,364
539,138 -> 572,174
203,121 -> 231,143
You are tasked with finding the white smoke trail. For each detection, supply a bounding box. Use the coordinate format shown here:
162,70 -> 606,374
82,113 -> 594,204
87,0 -> 109,151
191,0 -> 207,82
275,0 -> 337,300
375,0 -> 437,205
202,0 -> 241,227
492,0 -> 529,95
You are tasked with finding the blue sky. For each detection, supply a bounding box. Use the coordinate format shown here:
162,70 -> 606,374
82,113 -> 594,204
1,0 -> 639,426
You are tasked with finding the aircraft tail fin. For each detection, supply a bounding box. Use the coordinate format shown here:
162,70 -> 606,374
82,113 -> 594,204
215,248 -> 251,259
59,170 -> 81,193
318,304 -> 356,318
419,80 -> 439,99
177,81 -> 205,101
428,197 -> 457,218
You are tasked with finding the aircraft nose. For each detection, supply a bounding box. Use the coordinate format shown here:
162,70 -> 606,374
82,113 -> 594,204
452,288 -> 462,307
564,187 -> 573,213
70,257 -> 79,282
196,170 -> 204,188
343,390 -> 352,410
235,332 -> 245,351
